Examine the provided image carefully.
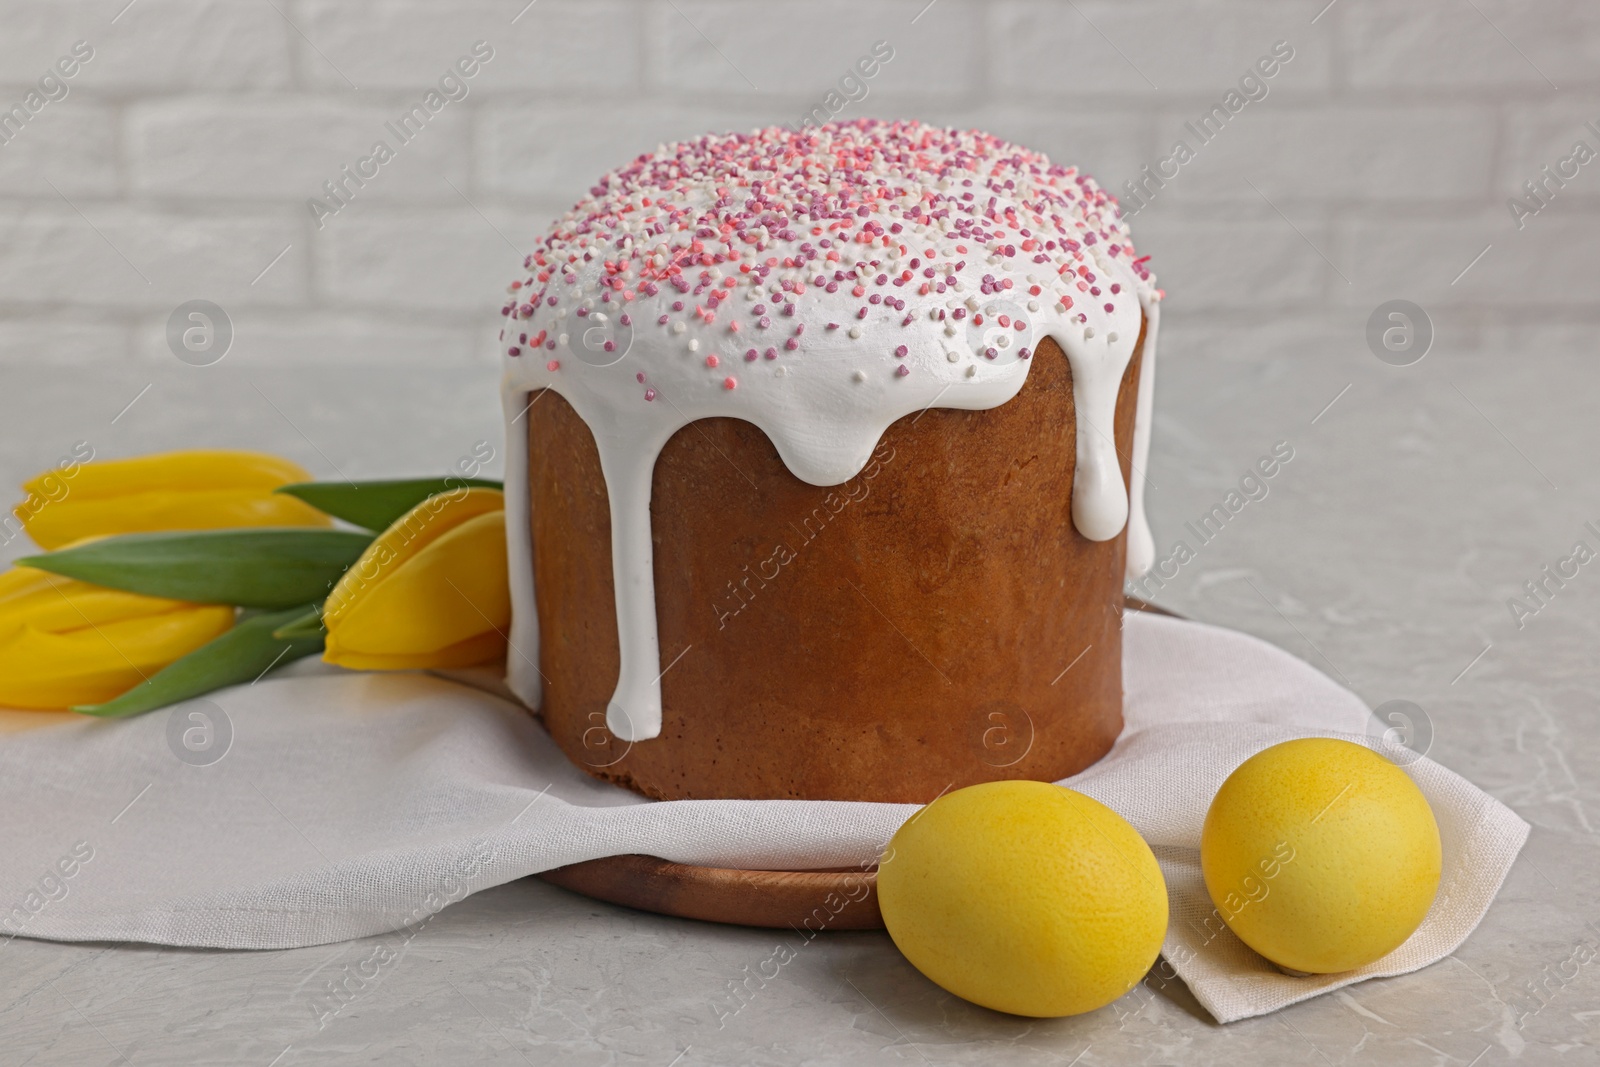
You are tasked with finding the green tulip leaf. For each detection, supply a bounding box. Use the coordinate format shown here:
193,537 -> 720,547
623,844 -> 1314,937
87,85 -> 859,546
17,529 -> 372,609
271,606 -> 325,640
275,478 -> 502,532
73,605 -> 325,718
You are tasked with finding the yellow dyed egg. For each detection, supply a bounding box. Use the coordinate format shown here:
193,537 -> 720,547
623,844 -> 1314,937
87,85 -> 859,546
1201,738 -> 1442,974
876,780 -> 1168,1017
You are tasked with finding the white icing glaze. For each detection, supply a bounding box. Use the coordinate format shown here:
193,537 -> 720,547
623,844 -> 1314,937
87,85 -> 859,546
499,121 -> 1161,741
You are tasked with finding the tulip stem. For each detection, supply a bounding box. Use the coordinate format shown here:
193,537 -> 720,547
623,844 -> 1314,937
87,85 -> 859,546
73,605 -> 325,718
271,606 -> 326,640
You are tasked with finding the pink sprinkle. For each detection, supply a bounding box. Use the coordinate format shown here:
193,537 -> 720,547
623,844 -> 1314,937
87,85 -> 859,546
895,365 -> 910,377
706,354 -> 720,367
644,388 -> 657,401
723,376 -> 738,390
546,359 -> 560,371
491,123 -> 1156,387
636,371 -> 646,383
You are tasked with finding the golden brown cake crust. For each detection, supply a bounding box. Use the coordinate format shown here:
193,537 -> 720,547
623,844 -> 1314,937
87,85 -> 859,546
525,319 -> 1146,802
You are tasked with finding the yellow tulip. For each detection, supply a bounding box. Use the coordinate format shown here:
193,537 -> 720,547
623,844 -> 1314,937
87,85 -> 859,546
322,488 -> 509,670
13,449 -> 332,551
0,567 -> 234,709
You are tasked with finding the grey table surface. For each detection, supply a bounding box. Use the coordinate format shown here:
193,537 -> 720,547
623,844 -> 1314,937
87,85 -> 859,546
2,311 -> 1596,1065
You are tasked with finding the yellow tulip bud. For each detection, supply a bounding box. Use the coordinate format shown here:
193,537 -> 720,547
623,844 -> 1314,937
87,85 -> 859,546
322,488 -> 509,670
0,567 -> 234,710
12,449 -> 332,551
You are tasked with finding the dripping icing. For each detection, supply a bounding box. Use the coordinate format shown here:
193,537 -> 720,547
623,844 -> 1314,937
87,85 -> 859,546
499,120 -> 1161,741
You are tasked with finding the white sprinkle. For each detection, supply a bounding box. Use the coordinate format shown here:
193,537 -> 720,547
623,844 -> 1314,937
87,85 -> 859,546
671,321 -> 686,334
944,324 -> 957,338
688,338 -> 700,352
1083,327 -> 1095,340
1027,300 -> 1040,312
848,326 -> 862,339
557,333 -> 569,345
852,369 -> 867,382
1107,331 -> 1119,343
964,365 -> 976,377
946,349 -> 960,363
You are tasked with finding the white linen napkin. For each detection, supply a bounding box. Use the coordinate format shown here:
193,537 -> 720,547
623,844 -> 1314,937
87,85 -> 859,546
0,612 -> 1527,1024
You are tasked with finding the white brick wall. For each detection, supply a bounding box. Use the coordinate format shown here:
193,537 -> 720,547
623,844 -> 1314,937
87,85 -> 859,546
0,0 -> 1595,367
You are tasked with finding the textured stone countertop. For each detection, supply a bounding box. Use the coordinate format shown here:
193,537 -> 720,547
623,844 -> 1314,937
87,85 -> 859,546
2,314 -> 1596,1064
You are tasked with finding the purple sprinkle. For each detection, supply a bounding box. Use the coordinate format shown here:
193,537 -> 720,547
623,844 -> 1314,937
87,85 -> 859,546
895,365 -> 910,377
894,345 -> 908,357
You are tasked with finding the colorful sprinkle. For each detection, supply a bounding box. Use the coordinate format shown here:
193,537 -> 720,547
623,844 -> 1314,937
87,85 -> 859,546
499,120 -> 1154,383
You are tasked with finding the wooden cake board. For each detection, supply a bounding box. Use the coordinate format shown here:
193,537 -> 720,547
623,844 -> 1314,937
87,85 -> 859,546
514,597 -> 1178,930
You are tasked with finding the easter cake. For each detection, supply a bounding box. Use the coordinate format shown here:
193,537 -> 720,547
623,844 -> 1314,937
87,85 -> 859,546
497,120 -> 1161,802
